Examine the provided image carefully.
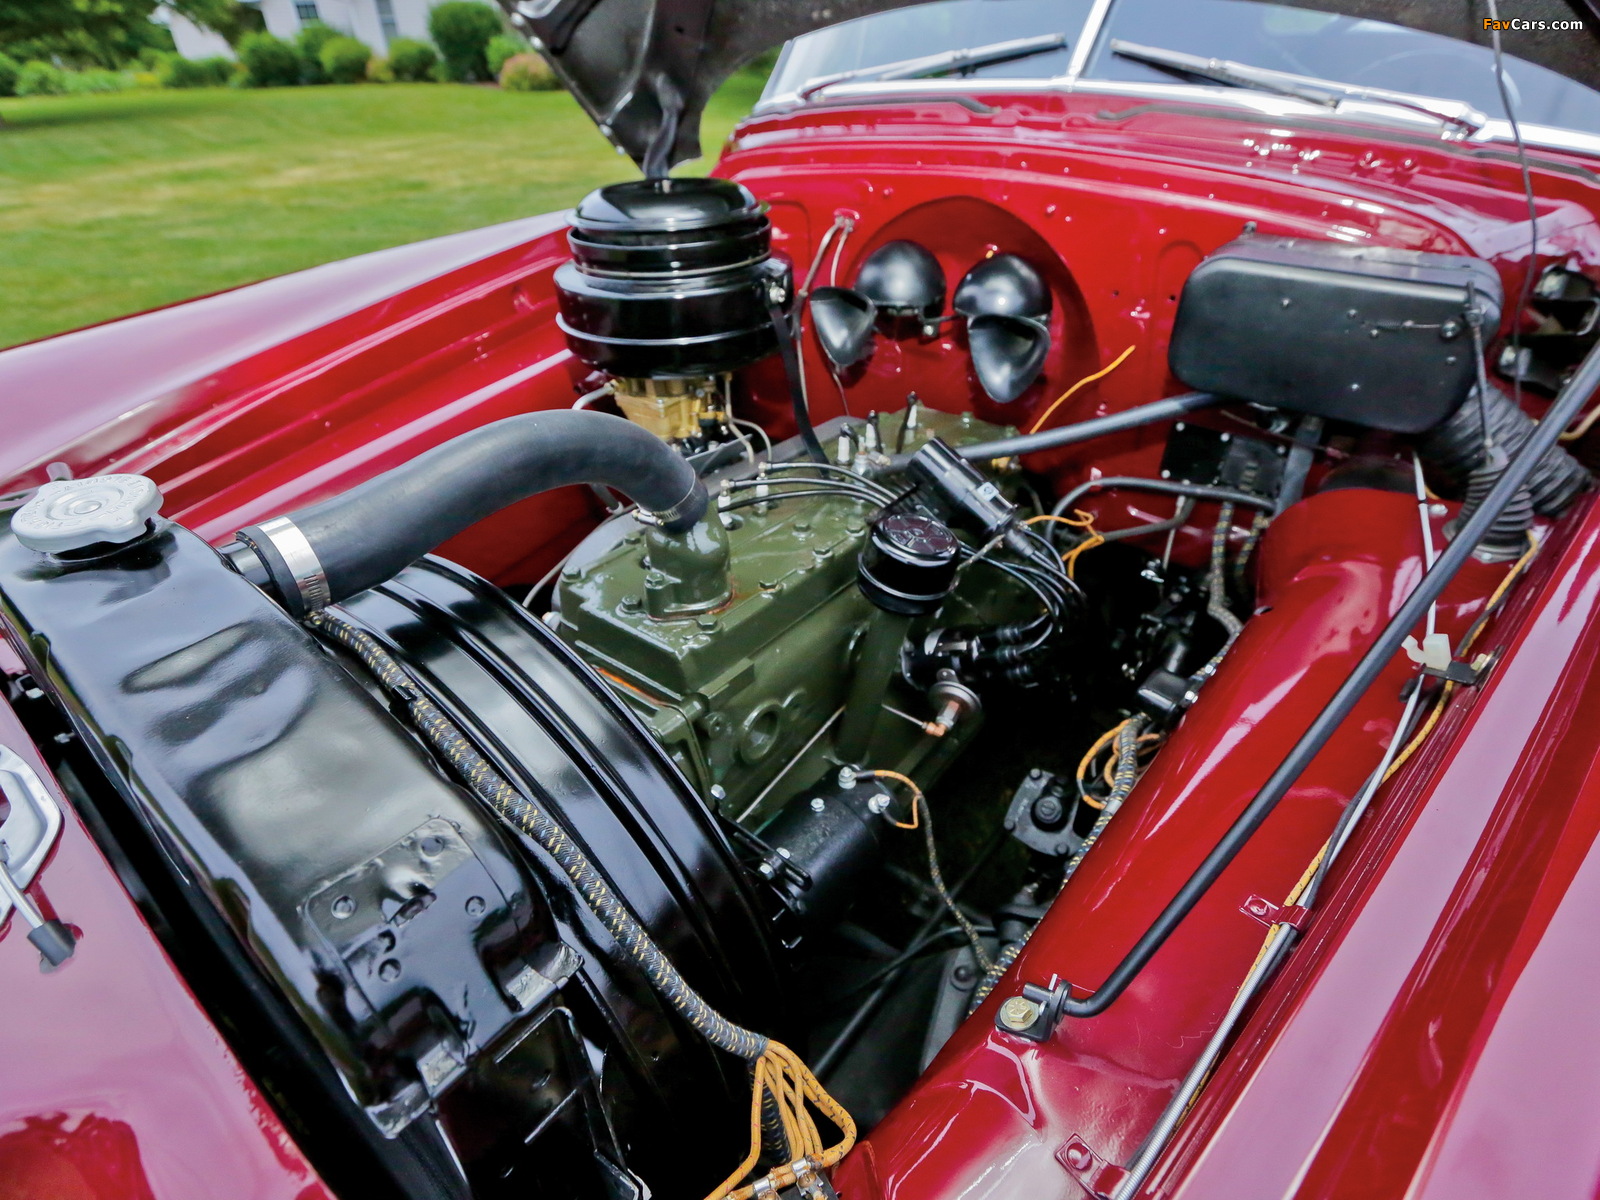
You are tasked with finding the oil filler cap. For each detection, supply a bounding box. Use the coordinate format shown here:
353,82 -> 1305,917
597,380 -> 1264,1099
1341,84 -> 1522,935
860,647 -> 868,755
12,474 -> 163,554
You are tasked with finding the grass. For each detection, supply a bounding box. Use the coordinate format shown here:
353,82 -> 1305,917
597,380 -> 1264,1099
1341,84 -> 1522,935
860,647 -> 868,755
0,72 -> 768,350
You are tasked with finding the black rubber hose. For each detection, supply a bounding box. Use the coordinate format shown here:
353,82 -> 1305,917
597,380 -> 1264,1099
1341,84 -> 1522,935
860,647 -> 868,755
1419,382 -> 1591,517
1026,334 -> 1600,1025
767,295 -> 828,463
234,411 -> 704,613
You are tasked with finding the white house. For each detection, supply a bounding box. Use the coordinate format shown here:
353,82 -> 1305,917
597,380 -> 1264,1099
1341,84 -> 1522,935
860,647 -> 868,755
160,0 -> 500,60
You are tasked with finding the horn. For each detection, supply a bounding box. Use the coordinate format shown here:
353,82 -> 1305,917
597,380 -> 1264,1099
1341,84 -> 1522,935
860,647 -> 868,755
968,313 -> 1051,404
809,286 -> 878,367
954,254 -> 1051,320
855,240 -> 945,320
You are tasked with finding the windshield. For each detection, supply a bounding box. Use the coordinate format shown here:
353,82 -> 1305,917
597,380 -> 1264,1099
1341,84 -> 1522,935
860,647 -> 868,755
762,0 -> 1600,136
764,0 -> 1088,101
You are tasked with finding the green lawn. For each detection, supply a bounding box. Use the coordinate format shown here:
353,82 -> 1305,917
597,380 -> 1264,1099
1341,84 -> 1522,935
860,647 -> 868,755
0,73 -> 767,350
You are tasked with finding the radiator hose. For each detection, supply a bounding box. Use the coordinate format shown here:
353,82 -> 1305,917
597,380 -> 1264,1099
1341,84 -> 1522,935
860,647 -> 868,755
1419,382 -> 1591,559
227,411 -> 707,615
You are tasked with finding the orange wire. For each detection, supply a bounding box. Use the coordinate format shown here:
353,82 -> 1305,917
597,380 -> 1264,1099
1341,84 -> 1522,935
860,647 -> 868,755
866,769 -> 924,829
1058,508 -> 1104,579
1026,344 -> 1138,434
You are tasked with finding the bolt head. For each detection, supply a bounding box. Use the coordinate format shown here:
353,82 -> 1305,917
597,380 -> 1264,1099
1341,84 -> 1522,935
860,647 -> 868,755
867,793 -> 891,815
1064,1145 -> 1092,1170
810,797 -> 827,812
998,995 -> 1041,1032
837,766 -> 857,789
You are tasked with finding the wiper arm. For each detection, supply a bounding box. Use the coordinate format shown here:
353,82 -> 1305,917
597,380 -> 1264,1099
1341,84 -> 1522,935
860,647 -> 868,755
798,33 -> 1069,100
1109,39 -> 1485,133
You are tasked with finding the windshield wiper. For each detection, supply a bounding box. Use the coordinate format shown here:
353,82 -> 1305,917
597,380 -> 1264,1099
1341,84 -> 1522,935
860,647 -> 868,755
1109,39 -> 1486,134
798,32 -> 1070,100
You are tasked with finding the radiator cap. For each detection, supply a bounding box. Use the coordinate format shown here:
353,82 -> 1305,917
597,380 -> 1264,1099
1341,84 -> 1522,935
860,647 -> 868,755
12,474 -> 162,554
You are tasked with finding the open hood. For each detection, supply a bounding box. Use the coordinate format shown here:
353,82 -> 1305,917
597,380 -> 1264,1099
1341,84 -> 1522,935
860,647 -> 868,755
500,0 -> 1600,175
499,0 -> 928,176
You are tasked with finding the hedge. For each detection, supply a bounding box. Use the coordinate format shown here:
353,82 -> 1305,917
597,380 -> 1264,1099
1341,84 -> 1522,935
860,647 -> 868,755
320,36 -> 372,85
238,31 -> 301,87
387,37 -> 437,82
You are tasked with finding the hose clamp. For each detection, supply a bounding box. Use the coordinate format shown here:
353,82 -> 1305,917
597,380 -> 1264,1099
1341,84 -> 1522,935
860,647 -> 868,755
648,481 -> 705,531
256,516 -> 331,610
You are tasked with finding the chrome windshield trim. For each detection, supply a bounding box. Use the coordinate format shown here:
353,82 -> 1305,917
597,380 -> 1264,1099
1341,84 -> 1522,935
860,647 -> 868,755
751,75 -> 1600,158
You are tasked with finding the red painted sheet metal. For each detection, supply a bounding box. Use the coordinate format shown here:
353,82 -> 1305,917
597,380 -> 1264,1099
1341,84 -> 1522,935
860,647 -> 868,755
831,488 -> 1507,1200
1151,497 -> 1600,1200
0,696 -> 333,1200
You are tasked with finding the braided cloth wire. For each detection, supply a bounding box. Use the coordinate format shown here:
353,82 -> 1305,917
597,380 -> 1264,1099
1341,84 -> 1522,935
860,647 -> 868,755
305,608 -> 854,1200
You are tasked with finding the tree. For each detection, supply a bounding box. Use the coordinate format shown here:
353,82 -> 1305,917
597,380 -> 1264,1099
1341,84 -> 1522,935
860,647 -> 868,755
0,0 -> 238,67
426,1 -> 503,82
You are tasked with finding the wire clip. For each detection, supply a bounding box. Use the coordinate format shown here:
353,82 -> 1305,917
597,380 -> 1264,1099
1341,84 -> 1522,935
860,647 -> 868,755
1241,894 -> 1310,931
1056,1134 -> 1129,1200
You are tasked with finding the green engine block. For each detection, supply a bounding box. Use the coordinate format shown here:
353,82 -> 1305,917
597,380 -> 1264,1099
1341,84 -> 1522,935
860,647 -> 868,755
551,408 -> 1021,828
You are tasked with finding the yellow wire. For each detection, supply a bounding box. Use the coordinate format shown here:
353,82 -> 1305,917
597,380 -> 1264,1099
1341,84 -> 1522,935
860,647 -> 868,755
1055,508 -> 1104,579
866,769 -> 924,829
1561,399 -> 1600,442
710,1042 -> 859,1200
1026,344 -> 1138,434
1076,717 -> 1135,809
1380,530 -> 1540,781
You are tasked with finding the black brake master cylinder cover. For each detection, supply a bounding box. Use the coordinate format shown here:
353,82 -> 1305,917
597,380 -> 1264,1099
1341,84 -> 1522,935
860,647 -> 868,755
857,513 -> 960,616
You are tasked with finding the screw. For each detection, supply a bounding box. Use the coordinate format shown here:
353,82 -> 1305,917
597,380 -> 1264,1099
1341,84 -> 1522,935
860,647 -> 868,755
331,895 -> 355,919
378,959 -> 402,983
1032,794 -> 1065,827
1430,503 -> 1449,517
998,996 -> 1041,1032
810,797 -> 826,812
1064,1144 -> 1093,1170
837,766 -> 857,789
709,784 -> 727,802
465,895 -> 486,917
952,962 -> 977,986
867,794 -> 891,815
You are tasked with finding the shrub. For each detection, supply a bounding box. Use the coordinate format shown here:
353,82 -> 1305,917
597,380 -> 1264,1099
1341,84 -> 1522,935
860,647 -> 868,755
296,21 -> 340,83
15,61 -> 68,97
366,56 -> 394,83
485,33 -> 526,79
0,51 -> 19,98
157,55 -> 235,89
64,68 -> 135,95
498,52 -> 558,92
237,31 -> 301,87
319,36 -> 372,84
386,37 -> 437,82
427,0 -> 503,81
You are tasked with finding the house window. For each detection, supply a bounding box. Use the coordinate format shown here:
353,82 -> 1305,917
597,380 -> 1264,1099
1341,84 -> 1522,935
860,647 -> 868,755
294,1 -> 319,20
376,0 -> 399,41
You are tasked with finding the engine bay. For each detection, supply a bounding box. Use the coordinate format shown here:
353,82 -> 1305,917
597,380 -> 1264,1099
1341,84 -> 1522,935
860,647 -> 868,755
2,164 -> 1595,1200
